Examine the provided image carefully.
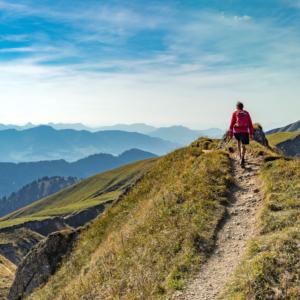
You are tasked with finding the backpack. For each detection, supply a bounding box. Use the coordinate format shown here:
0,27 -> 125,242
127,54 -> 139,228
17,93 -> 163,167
235,110 -> 249,128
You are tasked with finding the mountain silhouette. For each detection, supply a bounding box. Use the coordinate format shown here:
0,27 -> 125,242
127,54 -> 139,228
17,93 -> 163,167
0,149 -> 157,197
0,126 -> 175,162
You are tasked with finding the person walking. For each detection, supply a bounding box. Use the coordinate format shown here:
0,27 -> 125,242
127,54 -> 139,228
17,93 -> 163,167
229,102 -> 254,167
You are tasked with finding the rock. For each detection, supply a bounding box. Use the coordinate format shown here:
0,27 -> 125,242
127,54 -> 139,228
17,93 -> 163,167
253,124 -> 270,147
219,124 -> 270,149
8,229 -> 78,300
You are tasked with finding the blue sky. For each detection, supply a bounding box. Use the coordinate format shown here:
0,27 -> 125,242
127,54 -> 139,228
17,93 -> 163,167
0,0 -> 299,129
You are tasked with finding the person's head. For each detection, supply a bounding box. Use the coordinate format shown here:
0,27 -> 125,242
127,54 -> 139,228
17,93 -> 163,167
236,101 -> 244,110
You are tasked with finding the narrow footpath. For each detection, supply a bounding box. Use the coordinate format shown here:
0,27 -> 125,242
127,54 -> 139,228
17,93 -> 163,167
173,155 -> 263,300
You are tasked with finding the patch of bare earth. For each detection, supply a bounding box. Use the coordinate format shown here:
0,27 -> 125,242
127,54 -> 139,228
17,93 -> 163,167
173,155 -> 263,300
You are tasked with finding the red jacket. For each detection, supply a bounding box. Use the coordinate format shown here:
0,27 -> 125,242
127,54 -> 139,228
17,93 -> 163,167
229,110 -> 254,138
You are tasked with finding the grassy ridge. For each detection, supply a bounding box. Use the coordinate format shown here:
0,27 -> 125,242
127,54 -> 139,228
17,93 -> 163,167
222,158 -> 300,300
29,139 -> 232,300
0,159 -> 155,229
267,130 -> 300,146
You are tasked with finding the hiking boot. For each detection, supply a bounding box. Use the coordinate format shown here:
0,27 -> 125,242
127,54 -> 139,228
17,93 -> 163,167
240,158 -> 245,167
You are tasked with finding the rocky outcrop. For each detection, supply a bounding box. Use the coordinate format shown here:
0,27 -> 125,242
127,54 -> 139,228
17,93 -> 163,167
0,217 -> 71,237
8,230 -> 78,300
64,201 -> 112,228
253,124 -> 270,147
276,135 -> 300,157
219,124 -> 270,148
0,201 -> 112,237
0,228 -> 43,265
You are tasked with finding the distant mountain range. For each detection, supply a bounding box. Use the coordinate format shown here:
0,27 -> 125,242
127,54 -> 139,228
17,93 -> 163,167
100,124 -> 223,144
0,149 -> 157,197
266,120 -> 300,134
0,126 -> 174,162
0,123 -> 223,149
149,126 -> 223,145
97,123 -> 157,134
0,122 -> 223,134
0,176 -> 78,218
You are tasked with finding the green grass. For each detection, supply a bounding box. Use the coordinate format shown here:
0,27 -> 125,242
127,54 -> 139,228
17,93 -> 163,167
267,130 -> 300,146
222,157 -> 300,300
0,159 -> 155,230
28,138 -> 232,300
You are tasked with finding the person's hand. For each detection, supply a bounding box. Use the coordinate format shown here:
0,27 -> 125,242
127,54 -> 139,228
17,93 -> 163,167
250,135 -> 254,140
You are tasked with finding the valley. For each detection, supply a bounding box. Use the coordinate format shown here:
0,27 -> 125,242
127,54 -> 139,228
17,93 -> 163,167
0,158 -> 156,299
0,122 -> 299,300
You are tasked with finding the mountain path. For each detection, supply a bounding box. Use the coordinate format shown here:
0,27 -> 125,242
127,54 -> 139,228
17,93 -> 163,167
172,155 -> 263,300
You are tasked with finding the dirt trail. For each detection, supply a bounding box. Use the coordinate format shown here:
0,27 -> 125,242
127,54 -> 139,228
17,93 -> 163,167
173,156 -> 263,300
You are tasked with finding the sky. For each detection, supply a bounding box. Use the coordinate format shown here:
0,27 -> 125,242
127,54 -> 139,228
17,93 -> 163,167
0,0 -> 299,130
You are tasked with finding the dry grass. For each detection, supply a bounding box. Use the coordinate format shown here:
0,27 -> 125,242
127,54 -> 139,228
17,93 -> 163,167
222,157 -> 300,300
0,254 -> 16,300
28,139 -> 232,300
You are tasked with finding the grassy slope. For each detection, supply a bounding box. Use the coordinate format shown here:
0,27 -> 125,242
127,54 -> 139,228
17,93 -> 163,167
29,139 -> 232,300
0,255 -> 16,300
0,159 -> 155,229
222,157 -> 300,299
267,130 -> 300,146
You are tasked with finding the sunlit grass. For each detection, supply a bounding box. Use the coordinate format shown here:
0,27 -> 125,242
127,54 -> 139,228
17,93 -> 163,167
0,159 -> 155,229
222,158 -> 300,300
267,130 -> 300,146
29,138 -> 232,300
0,254 -> 16,300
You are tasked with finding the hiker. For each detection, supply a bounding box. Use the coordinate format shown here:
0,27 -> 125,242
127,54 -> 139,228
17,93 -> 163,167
229,102 -> 254,166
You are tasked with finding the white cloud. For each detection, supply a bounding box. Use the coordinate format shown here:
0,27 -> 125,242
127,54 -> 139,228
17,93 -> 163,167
0,2 -> 298,129
233,15 -> 251,22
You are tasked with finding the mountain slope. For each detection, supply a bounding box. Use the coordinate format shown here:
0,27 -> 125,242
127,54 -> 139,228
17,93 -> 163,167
0,177 -> 78,218
24,138 -> 232,300
0,228 -> 43,300
276,134 -> 300,157
0,126 -> 177,162
267,120 -> 300,134
8,136 -> 299,300
267,130 -> 300,157
0,157 -> 156,299
0,148 -> 156,197
0,158 -> 156,230
267,130 -> 300,146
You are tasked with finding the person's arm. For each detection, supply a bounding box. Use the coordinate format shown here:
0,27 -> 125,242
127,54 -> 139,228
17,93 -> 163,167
229,112 -> 236,138
248,112 -> 254,138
